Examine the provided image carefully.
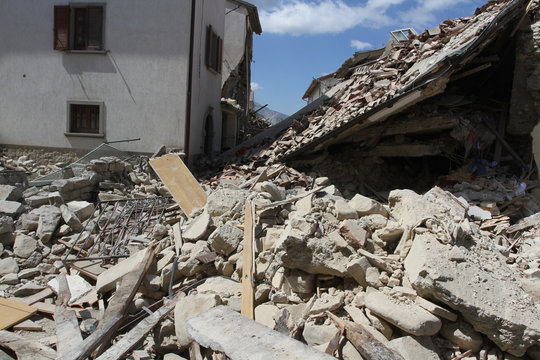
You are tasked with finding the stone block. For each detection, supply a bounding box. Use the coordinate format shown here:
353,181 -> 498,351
36,205 -> 62,243
349,194 -> 388,217
174,293 -> 222,349
67,201 -> 94,221
335,199 -> 358,220
405,232 -> 540,356
60,204 -> 83,232
339,220 -> 368,248
0,200 -> 23,217
185,306 -> 336,360
208,223 -> 242,256
365,290 -> 441,336
13,234 -> 37,258
388,336 -> 440,360
0,185 -> 22,202
183,210 -> 211,242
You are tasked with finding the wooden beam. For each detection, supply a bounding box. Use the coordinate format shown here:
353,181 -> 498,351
93,243 -> 158,357
450,63 -> 492,82
15,288 -> 54,306
326,312 -> 404,360
480,116 -> 528,169
350,115 -> 459,143
0,330 -> 57,360
55,274 -> 83,358
32,301 -> 85,319
189,342 -> 203,360
241,200 -> 255,319
149,154 -> 207,216
96,293 -> 182,360
13,319 -> 43,331
307,76 -> 450,155
173,222 -> 183,256
60,244 -> 157,360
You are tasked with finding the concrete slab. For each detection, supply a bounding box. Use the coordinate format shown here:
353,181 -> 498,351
186,306 -> 336,360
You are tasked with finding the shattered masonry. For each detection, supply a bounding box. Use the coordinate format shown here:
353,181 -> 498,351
0,0 -> 539,359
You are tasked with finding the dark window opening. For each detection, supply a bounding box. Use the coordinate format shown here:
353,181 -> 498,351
70,104 -> 100,133
205,25 -> 222,73
204,115 -> 214,156
54,5 -> 103,51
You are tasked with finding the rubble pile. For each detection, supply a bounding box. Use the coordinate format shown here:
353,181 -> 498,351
1,148 -> 79,179
0,153 -> 538,359
227,0 -> 530,171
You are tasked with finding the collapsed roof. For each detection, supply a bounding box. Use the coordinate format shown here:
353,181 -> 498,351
234,0 -> 532,169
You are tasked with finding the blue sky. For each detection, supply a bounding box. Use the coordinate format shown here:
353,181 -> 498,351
248,0 -> 487,115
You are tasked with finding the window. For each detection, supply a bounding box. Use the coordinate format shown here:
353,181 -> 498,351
54,5 -> 104,51
67,102 -> 104,135
205,25 -> 222,73
390,28 -> 417,42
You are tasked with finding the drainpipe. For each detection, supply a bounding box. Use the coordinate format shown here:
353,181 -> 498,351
184,0 -> 196,161
244,17 -> 251,140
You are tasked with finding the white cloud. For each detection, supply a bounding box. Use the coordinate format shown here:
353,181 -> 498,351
400,0 -> 476,29
350,40 -> 373,50
251,82 -> 263,90
255,0 -> 480,36
367,0 -> 406,9
259,0 -> 396,36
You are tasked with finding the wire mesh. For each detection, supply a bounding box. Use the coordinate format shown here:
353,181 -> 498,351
63,196 -> 171,263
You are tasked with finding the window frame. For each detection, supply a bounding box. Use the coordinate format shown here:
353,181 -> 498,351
65,101 -> 105,138
205,25 -> 223,74
54,3 -> 106,53
390,28 -> 417,42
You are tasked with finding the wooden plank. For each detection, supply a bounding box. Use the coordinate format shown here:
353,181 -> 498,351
507,212 -> 540,233
351,115 -> 459,143
55,274 -> 83,358
58,314 -> 122,360
67,259 -> 110,281
15,287 -> 54,306
0,298 -> 37,330
60,244 -> 157,360
93,243 -> 158,357
33,301 -> 84,319
0,330 -> 56,359
173,222 -> 183,256
12,319 -> 43,331
189,342 -> 203,360
241,200 -> 255,319
326,312 -> 404,360
96,294 -> 182,360
149,154 -> 207,216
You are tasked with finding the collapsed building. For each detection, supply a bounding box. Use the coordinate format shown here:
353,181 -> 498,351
0,0 -> 539,359
225,0 -> 540,198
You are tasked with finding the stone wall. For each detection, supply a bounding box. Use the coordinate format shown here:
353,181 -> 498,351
509,3 -> 540,135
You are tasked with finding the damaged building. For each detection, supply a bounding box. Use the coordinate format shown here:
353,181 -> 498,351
0,0 -> 539,360
0,0 -> 261,162
227,0 -> 540,199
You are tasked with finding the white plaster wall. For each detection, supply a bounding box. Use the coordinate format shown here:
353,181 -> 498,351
0,0 -> 194,153
222,2 -> 247,87
189,0 -> 226,158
